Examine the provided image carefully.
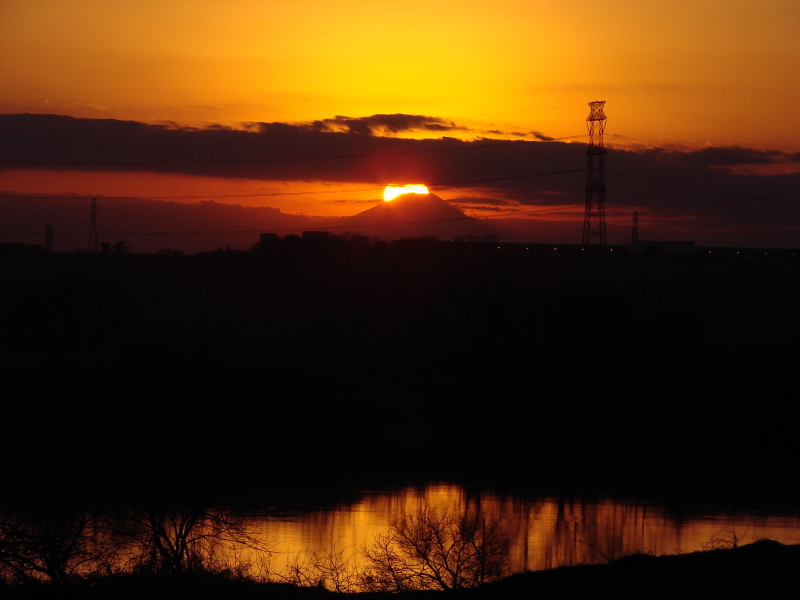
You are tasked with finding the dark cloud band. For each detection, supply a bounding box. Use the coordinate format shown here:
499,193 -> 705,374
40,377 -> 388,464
1,113 -> 798,247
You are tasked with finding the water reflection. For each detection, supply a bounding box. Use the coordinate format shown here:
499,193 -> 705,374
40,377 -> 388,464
251,483 -> 800,576
2,485 -> 797,586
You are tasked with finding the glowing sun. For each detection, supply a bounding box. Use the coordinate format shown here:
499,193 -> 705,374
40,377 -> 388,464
383,184 -> 429,201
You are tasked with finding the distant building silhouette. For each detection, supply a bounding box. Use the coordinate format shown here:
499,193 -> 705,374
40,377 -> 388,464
260,232 -> 279,245
627,212 -> 700,253
629,240 -> 701,254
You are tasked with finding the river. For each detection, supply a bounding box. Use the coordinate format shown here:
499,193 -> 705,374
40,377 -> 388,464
242,482 -> 800,577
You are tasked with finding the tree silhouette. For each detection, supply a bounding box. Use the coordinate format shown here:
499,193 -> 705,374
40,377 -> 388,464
114,505 -> 268,576
362,504 -> 511,591
0,510 -> 112,585
282,543 -> 363,592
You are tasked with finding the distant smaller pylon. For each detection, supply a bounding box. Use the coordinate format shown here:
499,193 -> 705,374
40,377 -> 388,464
631,211 -> 639,244
88,197 -> 98,253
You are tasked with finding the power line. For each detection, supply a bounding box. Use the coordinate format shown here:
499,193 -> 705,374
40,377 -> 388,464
0,167 -> 587,203
0,167 -> 591,238
607,167 -> 797,202
0,215 -> 476,237
614,103 -> 799,140
3,162 -> 789,214
462,103 -> 586,119
431,169 -> 584,189
2,136 -> 585,168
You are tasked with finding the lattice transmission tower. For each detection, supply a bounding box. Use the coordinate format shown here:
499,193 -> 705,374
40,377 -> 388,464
582,101 -> 607,246
88,197 -> 98,252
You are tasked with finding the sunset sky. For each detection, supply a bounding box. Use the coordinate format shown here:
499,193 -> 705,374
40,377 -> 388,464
2,0 -> 799,249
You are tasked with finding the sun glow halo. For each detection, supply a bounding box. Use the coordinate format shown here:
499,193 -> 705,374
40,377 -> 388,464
383,184 -> 429,201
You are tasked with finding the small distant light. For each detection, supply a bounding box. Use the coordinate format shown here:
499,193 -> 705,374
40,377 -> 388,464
765,252 -> 768,255
497,246 -> 501,250
736,251 -> 740,254
610,248 -> 613,252
708,251 -> 712,254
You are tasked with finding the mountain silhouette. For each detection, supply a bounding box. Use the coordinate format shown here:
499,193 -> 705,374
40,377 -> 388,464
1,191 -> 498,253
350,192 -> 469,224
343,192 -> 492,239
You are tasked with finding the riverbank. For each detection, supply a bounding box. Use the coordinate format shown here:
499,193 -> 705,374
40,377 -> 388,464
3,540 -> 797,599
474,539 -> 800,599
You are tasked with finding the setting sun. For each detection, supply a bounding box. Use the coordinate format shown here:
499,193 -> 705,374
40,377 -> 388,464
383,184 -> 429,201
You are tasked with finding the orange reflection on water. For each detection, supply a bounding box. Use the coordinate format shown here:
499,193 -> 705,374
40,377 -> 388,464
243,483 -> 800,579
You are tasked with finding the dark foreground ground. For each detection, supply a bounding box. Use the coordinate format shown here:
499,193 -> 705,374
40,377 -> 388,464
3,540 -> 798,599
1,238 -> 799,508
474,540 -> 800,599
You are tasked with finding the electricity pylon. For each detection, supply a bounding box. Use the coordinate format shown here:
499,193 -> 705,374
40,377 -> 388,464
88,197 -> 98,252
582,101 -> 607,246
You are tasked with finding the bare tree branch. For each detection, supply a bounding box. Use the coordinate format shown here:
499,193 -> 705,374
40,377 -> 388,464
362,503 -> 511,591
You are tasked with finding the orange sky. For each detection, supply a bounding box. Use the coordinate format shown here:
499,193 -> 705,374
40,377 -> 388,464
2,0 -> 799,246
3,0 -> 798,148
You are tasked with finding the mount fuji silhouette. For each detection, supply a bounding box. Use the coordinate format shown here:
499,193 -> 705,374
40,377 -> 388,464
343,192 -> 492,239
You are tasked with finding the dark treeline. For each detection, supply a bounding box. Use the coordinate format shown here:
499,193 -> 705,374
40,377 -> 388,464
1,237 -> 799,509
